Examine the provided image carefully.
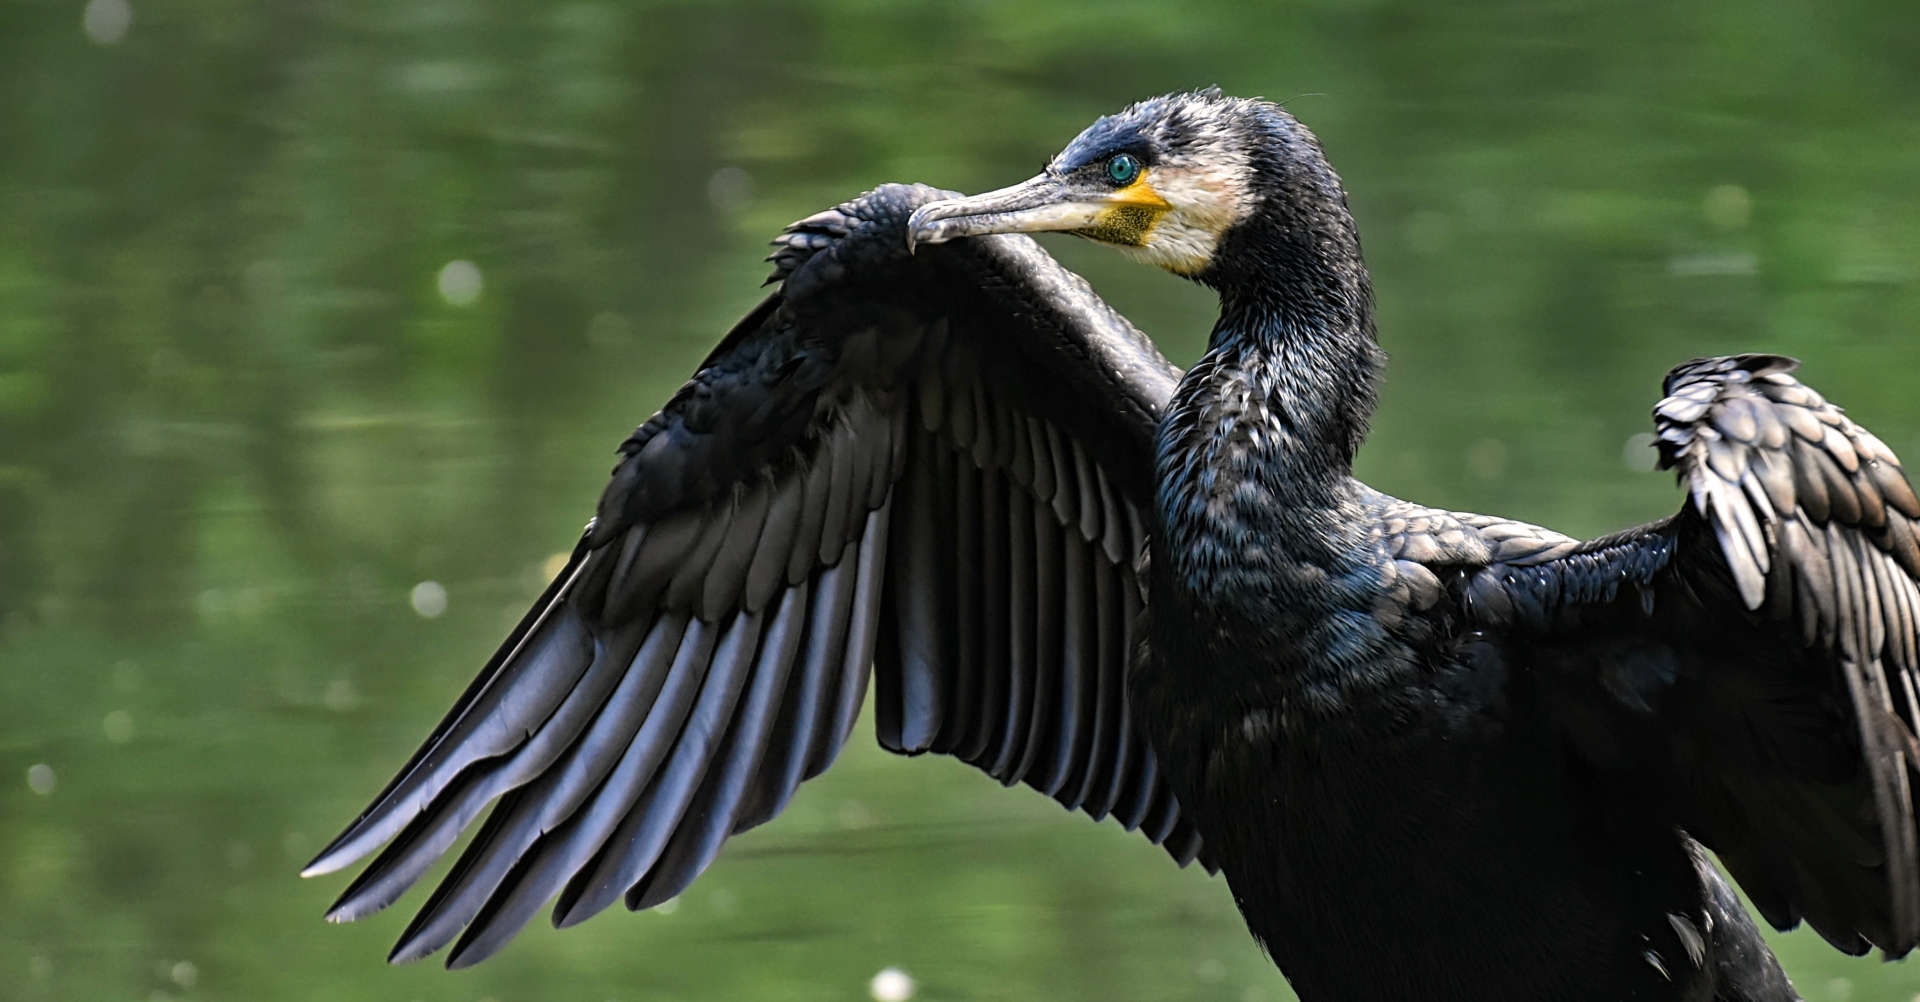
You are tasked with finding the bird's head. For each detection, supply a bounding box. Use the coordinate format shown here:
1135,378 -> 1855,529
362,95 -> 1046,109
908,88 -> 1346,284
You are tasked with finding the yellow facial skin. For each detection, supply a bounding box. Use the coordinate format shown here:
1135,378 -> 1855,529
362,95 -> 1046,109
1098,165 -> 1250,277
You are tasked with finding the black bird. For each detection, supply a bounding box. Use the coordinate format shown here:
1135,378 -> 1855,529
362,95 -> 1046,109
307,90 -> 1920,1000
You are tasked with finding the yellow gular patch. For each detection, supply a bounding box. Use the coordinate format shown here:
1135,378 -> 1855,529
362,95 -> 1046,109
1082,203 -> 1165,246
1076,174 -> 1171,247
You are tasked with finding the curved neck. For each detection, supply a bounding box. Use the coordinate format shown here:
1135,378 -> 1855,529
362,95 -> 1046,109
1187,158 -> 1383,479
1153,160 -> 1385,607
1200,120 -> 1381,471
1206,263 -> 1379,475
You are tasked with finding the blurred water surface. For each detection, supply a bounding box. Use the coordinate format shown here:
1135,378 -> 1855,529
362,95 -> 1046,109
3,2 -> 1919,1000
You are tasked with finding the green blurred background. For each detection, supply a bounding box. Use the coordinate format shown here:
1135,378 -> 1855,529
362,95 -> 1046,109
3,0 -> 1918,1000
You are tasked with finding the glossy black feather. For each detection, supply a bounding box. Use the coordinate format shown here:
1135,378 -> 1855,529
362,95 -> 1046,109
309,183 -> 1203,967
625,582 -> 812,909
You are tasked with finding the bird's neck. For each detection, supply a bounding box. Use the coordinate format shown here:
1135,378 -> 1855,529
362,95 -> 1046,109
1152,207 -> 1385,612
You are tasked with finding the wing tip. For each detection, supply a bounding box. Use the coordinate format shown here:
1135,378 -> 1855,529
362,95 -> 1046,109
445,933 -> 505,971
386,937 -> 436,967
552,875 -> 618,930
323,897 -> 370,925
301,836 -> 369,880
299,861 -> 337,880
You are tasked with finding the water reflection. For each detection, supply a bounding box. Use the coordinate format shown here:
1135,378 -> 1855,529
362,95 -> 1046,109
1,2 -> 1916,1001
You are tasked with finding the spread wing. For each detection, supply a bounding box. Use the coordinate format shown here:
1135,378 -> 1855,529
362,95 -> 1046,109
1388,354 -> 1920,959
1645,354 -> 1920,956
301,184 -> 1206,967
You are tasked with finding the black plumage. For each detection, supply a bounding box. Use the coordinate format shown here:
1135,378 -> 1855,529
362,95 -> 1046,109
306,182 -> 1205,970
308,90 -> 1920,1001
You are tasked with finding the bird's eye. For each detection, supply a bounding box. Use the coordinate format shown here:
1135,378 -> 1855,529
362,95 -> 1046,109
1105,153 -> 1141,186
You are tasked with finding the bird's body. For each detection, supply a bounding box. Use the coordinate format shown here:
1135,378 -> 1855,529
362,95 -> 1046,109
1140,482 -> 1796,1000
1121,101 -> 1800,998
309,91 -> 1920,1002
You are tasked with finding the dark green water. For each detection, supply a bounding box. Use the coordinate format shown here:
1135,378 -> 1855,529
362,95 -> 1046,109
3,1 -> 1919,1000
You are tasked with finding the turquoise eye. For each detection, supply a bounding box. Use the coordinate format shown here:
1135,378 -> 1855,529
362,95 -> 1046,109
1105,153 -> 1141,186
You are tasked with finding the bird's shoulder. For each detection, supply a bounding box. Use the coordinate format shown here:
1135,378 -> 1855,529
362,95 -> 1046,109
1361,488 -> 1679,630
1372,491 -> 1580,568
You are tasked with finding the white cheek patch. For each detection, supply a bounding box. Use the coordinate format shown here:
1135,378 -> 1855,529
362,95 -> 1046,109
1119,215 -> 1227,275
1121,144 -> 1255,276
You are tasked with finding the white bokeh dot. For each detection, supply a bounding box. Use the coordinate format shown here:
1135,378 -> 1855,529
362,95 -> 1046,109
707,166 -> 754,215
83,0 -> 132,45
27,763 -> 56,795
1704,183 -> 1752,231
437,260 -> 483,306
410,581 -> 448,618
323,677 -> 360,712
1621,432 -> 1658,472
869,967 -> 914,1002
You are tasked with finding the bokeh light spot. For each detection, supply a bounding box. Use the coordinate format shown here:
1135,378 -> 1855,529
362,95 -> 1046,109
410,581 -> 448,618
1704,184 -> 1752,230
83,0 -> 132,45
323,677 -> 360,712
1622,432 -> 1658,472
27,763 -> 56,795
869,967 -> 915,1002
587,312 -> 633,350
708,166 -> 754,215
437,260 -> 483,306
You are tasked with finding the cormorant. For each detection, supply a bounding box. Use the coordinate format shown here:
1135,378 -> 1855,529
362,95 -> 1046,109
306,90 -> 1920,1001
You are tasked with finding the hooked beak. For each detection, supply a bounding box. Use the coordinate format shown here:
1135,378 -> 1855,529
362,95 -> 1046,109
907,173 -> 1162,252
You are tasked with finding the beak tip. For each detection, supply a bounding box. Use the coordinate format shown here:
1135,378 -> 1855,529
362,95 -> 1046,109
902,174 -> 1076,249
904,204 -> 941,254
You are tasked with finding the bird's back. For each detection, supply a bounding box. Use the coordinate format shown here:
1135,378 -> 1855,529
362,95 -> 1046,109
1134,482 -> 1799,1002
